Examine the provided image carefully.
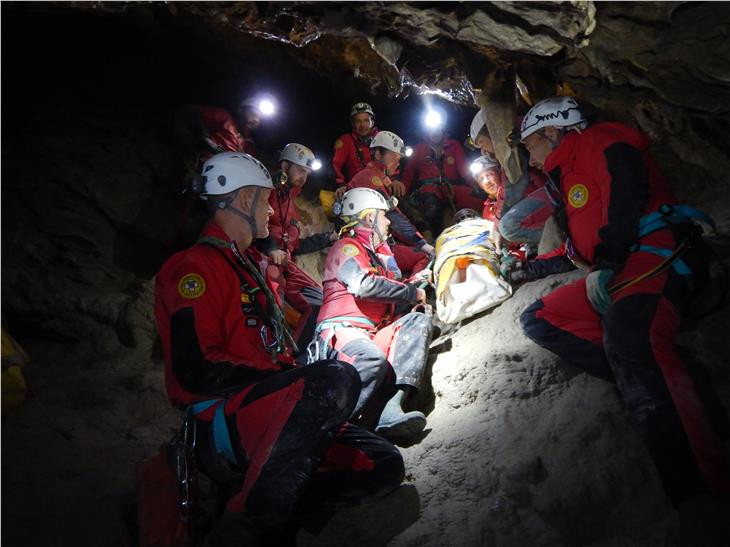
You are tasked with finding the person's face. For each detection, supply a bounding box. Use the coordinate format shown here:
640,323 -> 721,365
371,209 -> 390,243
523,128 -> 558,172
238,107 -> 261,131
285,162 -> 310,188
476,167 -> 501,197
427,129 -> 444,146
254,188 -> 274,238
381,150 -> 402,175
352,113 -> 374,137
475,133 -> 494,155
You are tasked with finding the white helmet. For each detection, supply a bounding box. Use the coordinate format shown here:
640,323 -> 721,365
279,143 -> 321,170
350,102 -> 375,119
199,152 -> 273,199
520,96 -> 587,141
469,110 -> 487,143
370,130 -> 407,155
334,187 -> 397,219
470,154 -> 501,175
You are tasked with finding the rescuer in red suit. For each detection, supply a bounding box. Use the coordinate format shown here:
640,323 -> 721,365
311,187 -> 434,443
512,96 -> 730,506
470,154 -> 551,253
401,118 -> 484,236
256,143 -> 337,350
346,130 -> 434,277
155,152 -> 404,545
331,102 -> 379,190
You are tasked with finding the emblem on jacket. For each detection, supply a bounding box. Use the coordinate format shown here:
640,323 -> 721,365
342,244 -> 360,257
568,184 -> 589,208
178,273 -> 206,299
446,156 -> 455,165
335,139 -> 343,149
371,176 -> 383,187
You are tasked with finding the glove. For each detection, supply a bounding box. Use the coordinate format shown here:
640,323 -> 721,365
499,248 -> 518,279
506,261 -> 532,284
585,269 -> 614,315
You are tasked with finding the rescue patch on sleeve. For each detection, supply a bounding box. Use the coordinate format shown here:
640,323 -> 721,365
335,139 -> 343,149
342,244 -> 360,257
567,184 -> 589,208
371,176 -> 383,187
446,156 -> 455,165
178,273 -> 206,299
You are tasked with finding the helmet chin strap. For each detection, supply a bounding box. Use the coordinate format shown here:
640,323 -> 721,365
224,186 -> 262,236
372,209 -> 387,246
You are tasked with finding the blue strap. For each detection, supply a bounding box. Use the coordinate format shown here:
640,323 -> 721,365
315,315 -> 377,332
190,399 -> 237,465
636,245 -> 692,276
638,204 -> 715,238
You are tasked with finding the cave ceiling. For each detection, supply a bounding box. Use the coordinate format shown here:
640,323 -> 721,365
45,1 -> 728,199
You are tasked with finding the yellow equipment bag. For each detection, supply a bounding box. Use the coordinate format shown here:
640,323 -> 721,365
319,189 -> 336,218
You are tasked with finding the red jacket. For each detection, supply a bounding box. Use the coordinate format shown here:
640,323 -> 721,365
155,222 -> 292,407
485,167 -> 545,222
348,161 -> 427,249
401,139 -> 472,192
544,122 -> 677,270
318,227 -> 418,329
264,179 -> 334,257
331,129 -> 378,185
195,105 -> 256,158
268,182 -> 304,256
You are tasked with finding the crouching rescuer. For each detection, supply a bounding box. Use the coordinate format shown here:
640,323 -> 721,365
153,152 -> 404,546
310,187 -> 434,443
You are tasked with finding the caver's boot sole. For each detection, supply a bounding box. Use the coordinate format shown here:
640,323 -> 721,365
375,411 -> 427,442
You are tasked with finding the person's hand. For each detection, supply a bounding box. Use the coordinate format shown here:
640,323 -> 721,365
334,186 -> 348,200
415,288 -> 427,303
269,249 -> 289,266
586,269 -> 614,315
500,256 -> 533,284
412,268 -> 433,285
389,179 -> 407,198
328,231 -> 339,243
420,243 -> 435,257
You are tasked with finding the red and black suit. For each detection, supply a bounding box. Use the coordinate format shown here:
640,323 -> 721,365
519,122 -> 730,503
155,222 -> 404,532
257,177 -> 332,349
332,128 -> 379,186
401,139 -> 484,234
347,160 -> 431,277
314,228 -> 432,428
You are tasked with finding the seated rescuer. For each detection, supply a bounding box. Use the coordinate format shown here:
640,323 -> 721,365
511,96 -> 730,505
468,110 -> 552,253
470,154 -> 552,255
256,143 -> 337,350
311,187 -> 434,442
332,102 -> 379,189
347,130 -> 434,277
154,152 -> 404,545
401,115 -> 484,236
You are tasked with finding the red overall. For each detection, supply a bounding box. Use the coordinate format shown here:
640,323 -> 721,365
519,122 -> 730,503
266,181 -> 327,345
155,222 -> 404,531
194,105 -> 256,163
331,129 -> 378,186
315,228 -> 432,427
347,161 -> 431,276
401,139 -> 484,227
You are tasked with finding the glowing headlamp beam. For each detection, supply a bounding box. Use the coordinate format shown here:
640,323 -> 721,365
424,110 -> 444,129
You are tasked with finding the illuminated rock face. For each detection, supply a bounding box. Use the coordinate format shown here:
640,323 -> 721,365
2,3 -> 729,546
